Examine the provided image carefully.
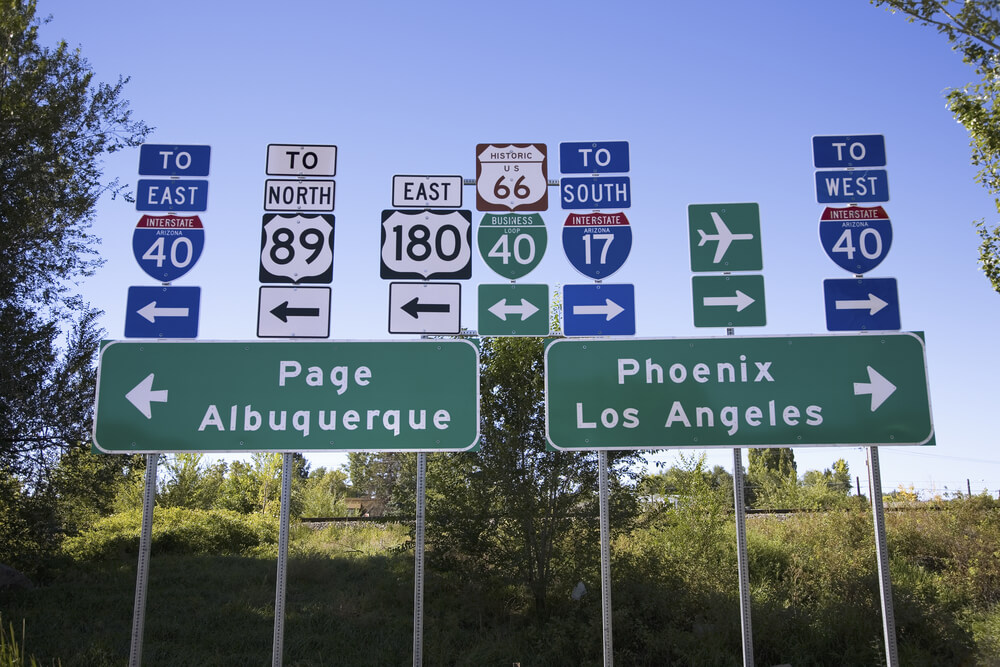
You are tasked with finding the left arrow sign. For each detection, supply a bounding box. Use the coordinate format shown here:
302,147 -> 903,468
125,373 -> 168,419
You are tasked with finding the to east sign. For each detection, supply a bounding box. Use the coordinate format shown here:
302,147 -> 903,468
559,141 -> 629,173
393,175 -> 463,208
563,212 -> 632,280
266,144 -> 337,177
138,144 -> 211,176
819,206 -> 892,274
92,340 -> 480,453
813,135 -> 886,169
544,333 -> 933,450
137,179 -> 208,212
132,215 -> 205,282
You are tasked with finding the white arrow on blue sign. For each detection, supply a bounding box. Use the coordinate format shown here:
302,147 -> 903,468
823,277 -> 900,331
138,144 -> 211,176
559,141 -> 630,173
563,284 -> 635,336
125,286 -> 200,338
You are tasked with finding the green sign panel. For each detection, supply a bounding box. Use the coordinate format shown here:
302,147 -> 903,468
688,203 -> 762,272
545,333 -> 933,450
478,213 -> 547,279
692,275 -> 766,328
93,340 -> 479,453
478,283 -> 549,336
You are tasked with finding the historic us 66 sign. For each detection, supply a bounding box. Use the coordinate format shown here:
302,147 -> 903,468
476,144 -> 548,212
132,215 -> 205,282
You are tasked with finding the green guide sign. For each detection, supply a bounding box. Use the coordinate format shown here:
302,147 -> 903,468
93,340 -> 479,453
545,333 -> 933,450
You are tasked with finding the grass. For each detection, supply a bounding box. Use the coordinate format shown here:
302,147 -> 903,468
3,504 -> 1000,665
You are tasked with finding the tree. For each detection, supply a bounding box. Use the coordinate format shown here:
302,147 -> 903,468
747,447 -> 797,508
300,466 -> 350,518
347,452 -> 413,516
873,0 -> 1000,293
426,337 -> 644,617
0,0 -> 149,475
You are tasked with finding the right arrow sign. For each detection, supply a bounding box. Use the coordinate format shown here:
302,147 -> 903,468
824,277 -> 900,331
544,333 -> 933,450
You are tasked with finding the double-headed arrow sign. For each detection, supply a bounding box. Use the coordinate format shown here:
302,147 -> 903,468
545,332 -> 932,450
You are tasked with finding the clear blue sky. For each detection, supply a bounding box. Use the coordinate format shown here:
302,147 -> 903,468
41,0 -> 1000,496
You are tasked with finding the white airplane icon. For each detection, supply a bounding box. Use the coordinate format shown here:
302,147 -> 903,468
698,212 -> 755,263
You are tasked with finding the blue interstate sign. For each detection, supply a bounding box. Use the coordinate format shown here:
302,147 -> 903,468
818,206 -> 892,274
823,278 -> 900,331
125,286 -> 201,338
132,215 -> 205,282
561,176 -> 631,209
562,212 -> 632,279
815,169 -> 888,204
138,144 -> 211,176
812,135 -> 886,168
563,284 -> 635,336
559,141 -> 630,173
137,179 -> 209,212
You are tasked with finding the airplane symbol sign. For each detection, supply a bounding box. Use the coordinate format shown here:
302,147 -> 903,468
688,203 -> 763,272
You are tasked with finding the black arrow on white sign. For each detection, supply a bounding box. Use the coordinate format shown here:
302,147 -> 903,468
401,297 -> 451,319
270,301 -> 322,322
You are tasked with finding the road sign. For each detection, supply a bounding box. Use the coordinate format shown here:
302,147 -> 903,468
257,286 -> 330,338
138,144 -> 211,176
475,143 -> 548,212
259,213 -> 335,284
478,284 -> 548,336
393,175 -> 463,208
266,144 -> 337,176
823,277 -> 900,331
263,179 -> 335,212
560,176 -> 631,210
815,169 -> 888,204
136,179 -> 209,212
563,284 -> 635,336
478,213 -> 547,279
124,286 -> 200,338
93,339 -> 479,453
559,141 -> 629,174
813,134 -> 886,168
389,282 -> 461,334
692,275 -> 766,328
544,333 -> 933,450
132,215 -> 205,282
819,206 -> 892,274
688,203 -> 762,272
562,212 -> 632,280
380,209 -> 472,279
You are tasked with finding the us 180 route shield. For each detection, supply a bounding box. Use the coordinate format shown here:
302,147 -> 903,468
544,333 -> 932,450
94,340 -> 479,453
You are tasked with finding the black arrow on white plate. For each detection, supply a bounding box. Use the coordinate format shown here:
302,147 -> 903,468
401,297 -> 450,319
270,301 -> 321,323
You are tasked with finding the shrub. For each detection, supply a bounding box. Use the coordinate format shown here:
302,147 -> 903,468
61,507 -> 278,561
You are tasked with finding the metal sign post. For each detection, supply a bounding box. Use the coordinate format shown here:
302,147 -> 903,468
129,453 -> 158,667
413,452 -> 427,667
868,446 -> 900,667
272,452 -> 294,666
732,448 -> 754,667
598,450 -> 614,666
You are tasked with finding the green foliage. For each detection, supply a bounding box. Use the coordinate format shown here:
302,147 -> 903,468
347,452 -> 413,515
299,466 -> 349,518
873,0 -> 1000,293
61,507 -> 278,561
0,614 -> 42,667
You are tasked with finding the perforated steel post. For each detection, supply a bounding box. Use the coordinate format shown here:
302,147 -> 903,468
598,450 -> 614,666
868,446 -> 900,667
272,452 -> 293,666
413,452 -> 427,667
129,453 -> 158,667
